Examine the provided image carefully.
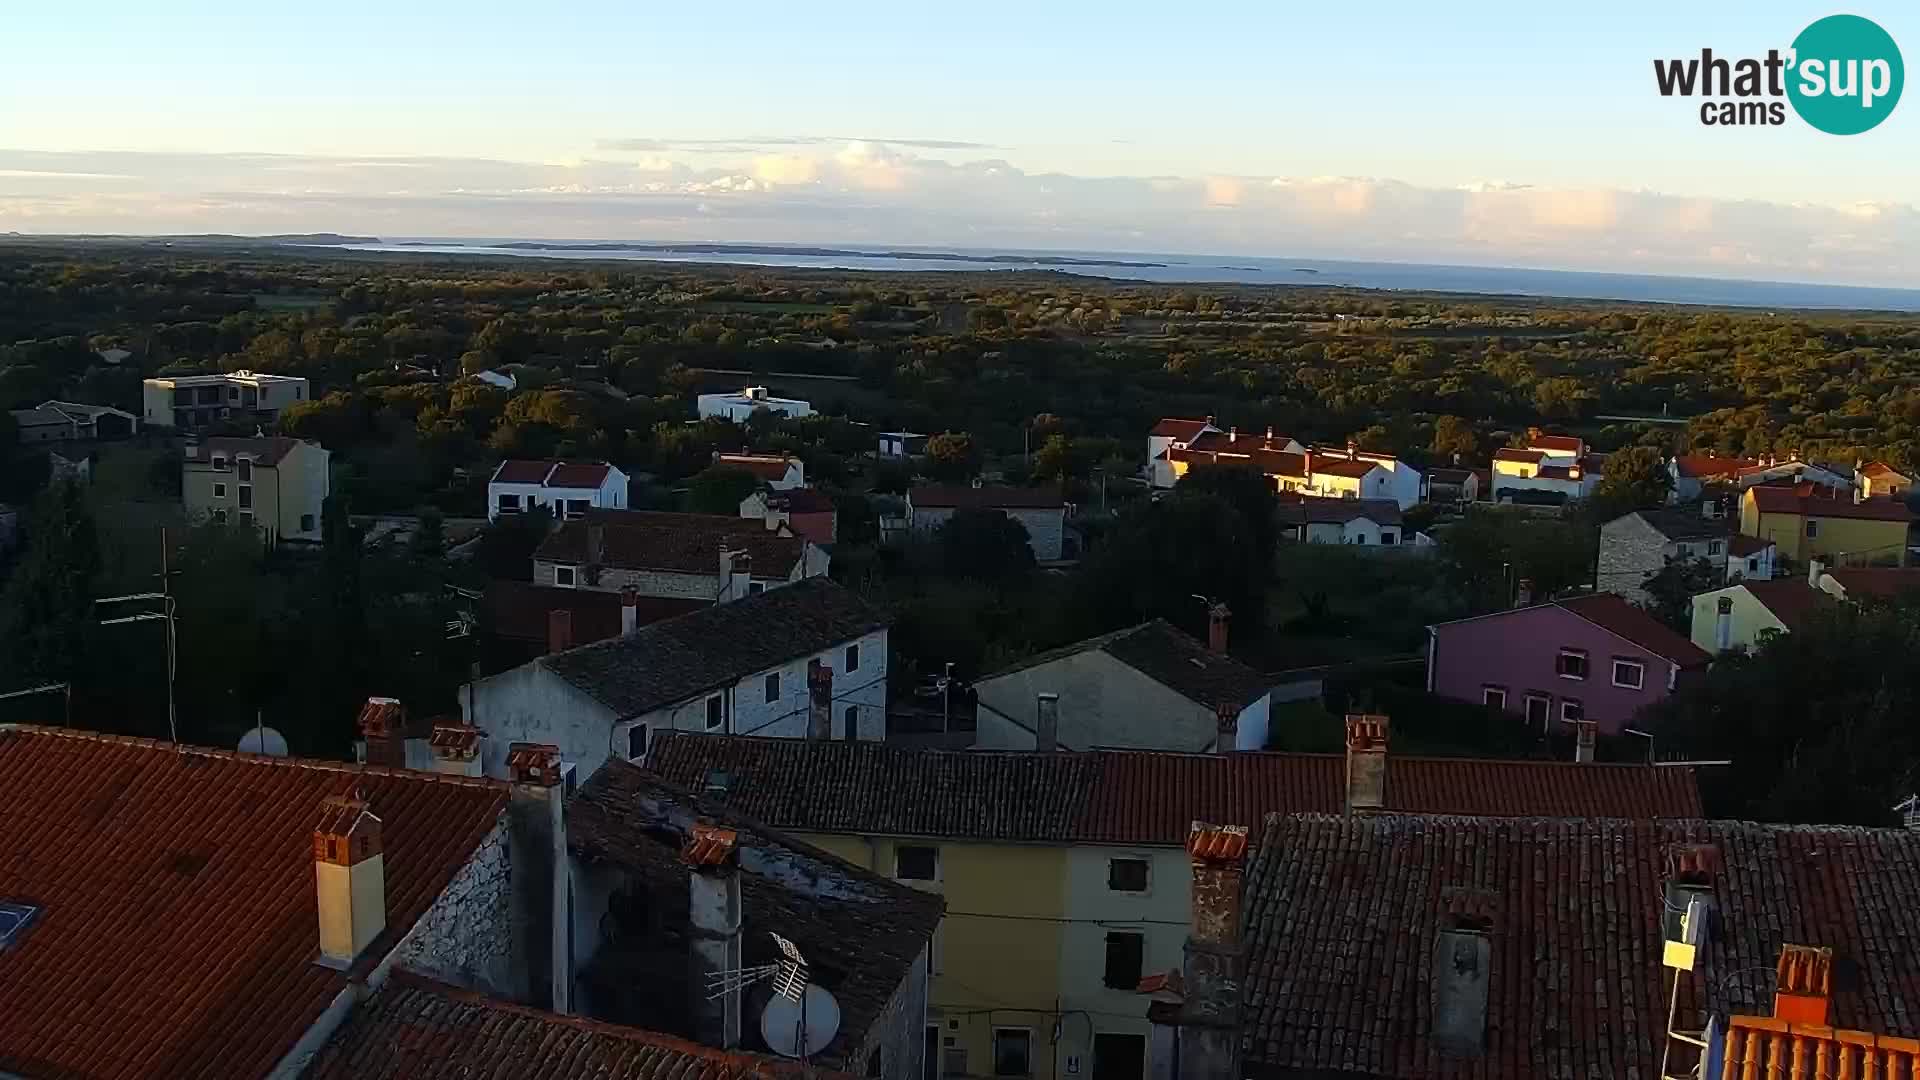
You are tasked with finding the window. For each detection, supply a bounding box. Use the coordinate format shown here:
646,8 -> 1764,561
212,483 -> 226,498
1556,649 -> 1588,680
704,695 -> 724,731
1524,694 -> 1551,730
627,723 -> 649,760
1613,659 -> 1646,689
300,513 -> 315,533
211,455 -> 228,471
1708,540 -> 1724,556
498,493 -> 521,514
1561,699 -> 1584,724
895,845 -> 939,881
844,643 -> 861,673
1107,858 -> 1150,893
1380,530 -> 1398,545
992,1029 -> 1032,1077
764,672 -> 780,703
227,385 -> 240,401
1092,1033 -> 1147,1080
1717,596 -> 1734,615
1747,557 -> 1760,573
566,498 -> 590,518
1806,520 -> 1820,538
844,705 -> 859,740
212,509 -> 227,523
747,581 -> 765,595
0,901 -> 41,951
236,458 -> 252,482
1482,686 -> 1507,710
1103,931 -> 1145,990
238,486 -> 252,509
1675,543 -> 1690,557
554,566 -> 576,587
239,511 -> 253,526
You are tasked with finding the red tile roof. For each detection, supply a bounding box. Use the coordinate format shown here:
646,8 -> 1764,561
713,453 -> 798,482
483,581 -> 704,645
1827,567 -> 1920,599
908,484 -> 1067,510
1738,579 -> 1838,631
308,972 -> 855,1079
646,734 -> 1702,847
1529,434 -> 1584,453
1167,445 -> 1307,478
1729,533 -> 1773,556
1312,457 -> 1382,478
1492,448 -> 1546,465
1748,485 -> 1916,522
1860,460 -> 1912,481
1187,430 -> 1295,455
1241,814 -> 1920,1078
768,487 -> 835,514
1675,453 -> 1759,479
192,436 -> 305,467
1556,592 -> 1713,666
1278,495 -> 1403,526
536,510 -> 809,577
1149,417 -> 1216,441
0,726 -> 507,1080
490,459 -> 557,484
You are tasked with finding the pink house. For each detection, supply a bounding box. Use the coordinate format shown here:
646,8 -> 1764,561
1426,594 -> 1711,735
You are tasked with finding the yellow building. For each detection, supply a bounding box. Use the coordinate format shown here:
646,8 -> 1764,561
182,435 -> 331,544
1689,579 -> 1831,654
1739,486 -> 1914,566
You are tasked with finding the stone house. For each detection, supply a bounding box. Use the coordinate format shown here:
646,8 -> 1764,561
533,509 -> 830,599
907,484 -> 1070,562
1597,505 -> 1776,604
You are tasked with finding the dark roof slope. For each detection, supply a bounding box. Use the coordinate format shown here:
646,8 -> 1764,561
648,735 -> 1702,846
567,761 -> 941,1069
1281,495 -> 1404,526
1150,417 -> 1215,441
1740,579 -> 1838,630
1828,567 -> 1920,599
308,972 -> 852,1080
982,619 -> 1271,711
0,726 -> 506,1080
909,484 -> 1066,510
537,509 -> 809,576
1749,486 -> 1916,522
484,581 -> 704,645
1558,593 -> 1713,666
541,578 -> 887,717
1242,813 -> 1920,1078
1622,508 -> 1729,542
1314,457 -> 1382,478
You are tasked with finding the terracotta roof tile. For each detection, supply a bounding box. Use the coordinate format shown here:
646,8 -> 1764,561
908,484 -> 1067,510
192,436 -> 305,467
1675,454 -> 1760,479
1737,579 -> 1837,631
1313,457 -> 1381,478
0,726 -> 507,1080
491,459 -> 558,484
1748,486 -> 1915,522
1556,592 -> 1713,666
536,509 -> 809,576
545,461 -> 612,487
484,581 -> 703,645
713,453 -> 798,482
1279,495 -> 1403,527
1493,448 -> 1546,465
1149,418 -> 1215,441
1242,814 -> 1920,1078
308,972 -> 855,1079
646,735 -> 1703,847
1826,568 -> 1920,599
1729,533 -> 1774,556
1529,434 -> 1584,453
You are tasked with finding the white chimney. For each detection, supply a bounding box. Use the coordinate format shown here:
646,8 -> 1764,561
1432,892 -> 1494,1057
506,743 -> 570,1014
620,586 -> 639,636
1570,719 -> 1596,764
1807,558 -> 1825,588
1513,578 -> 1534,608
1715,595 -> 1734,652
685,822 -> 744,1049
1035,692 -> 1059,752
314,794 -> 385,968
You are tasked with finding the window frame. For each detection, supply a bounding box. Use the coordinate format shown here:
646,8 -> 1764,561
1102,930 -> 1146,991
212,482 -> 226,498
894,844 -> 940,882
764,672 -> 780,703
212,509 -> 227,524
991,1027 -> 1033,1078
704,695 -> 725,731
1556,648 -> 1588,681
237,485 -> 252,510
553,565 -> 576,588
1523,693 -> 1551,730
1092,1032 -> 1148,1080
1612,658 -> 1646,690
210,454 -> 228,471
1806,520 -> 1820,538
497,492 -> 521,514
1560,698 -> 1584,724
1482,685 -> 1507,710
300,513 -> 315,533
1106,857 -> 1151,894
236,458 -> 252,482
843,704 -> 858,740
1708,540 -> 1724,556
844,643 -> 860,673
627,723 -> 649,760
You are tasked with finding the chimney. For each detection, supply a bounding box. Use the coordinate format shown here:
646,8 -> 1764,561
1807,558 -> 1825,588
1035,692 -> 1059,752
357,696 -> 406,768
546,608 -> 573,655
808,661 -> 833,740
1772,944 -> 1834,1026
685,822 -> 744,1050
1432,887 -> 1496,1057
1206,602 -> 1230,654
1568,719 -> 1596,763
1214,702 -> 1238,754
428,721 -> 484,777
314,794 -> 385,968
1345,714 -> 1389,812
1264,426 -> 1273,445
1228,426 -> 1237,443
1715,595 -> 1734,652
1179,822 -> 1248,1080
506,743 -> 570,1014
1513,577 -> 1534,608
1303,448 -> 1314,480
620,586 -> 639,636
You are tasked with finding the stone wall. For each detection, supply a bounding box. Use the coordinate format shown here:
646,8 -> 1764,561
393,818 -> 514,997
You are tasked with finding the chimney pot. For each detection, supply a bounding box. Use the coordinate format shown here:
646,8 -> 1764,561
357,697 -> 407,768
428,721 -> 485,777
1206,602 -> 1231,654
506,742 -> 569,1013
1035,692 -> 1060,753
1345,714 -> 1389,812
1773,944 -> 1834,1025
1569,719 -> 1596,763
506,742 -> 563,787
620,586 -> 639,636
1214,702 -> 1239,753
546,608 -> 574,656
313,795 -> 385,968
1514,578 -> 1535,608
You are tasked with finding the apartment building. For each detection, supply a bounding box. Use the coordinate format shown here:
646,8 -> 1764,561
182,436 -> 331,543
143,370 -> 309,430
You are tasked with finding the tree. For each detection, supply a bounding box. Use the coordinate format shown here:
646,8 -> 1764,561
0,479 -> 102,688
686,466 -> 762,515
925,432 -> 981,484
1533,376 -> 1595,420
1638,555 -> 1720,632
1589,446 -> 1673,517
938,507 -> 1036,582
1071,493 -> 1266,642
1178,463 -> 1279,562
476,505 -> 553,581
1436,507 -> 1595,610
1429,415 -> 1480,463
1031,434 -> 1087,484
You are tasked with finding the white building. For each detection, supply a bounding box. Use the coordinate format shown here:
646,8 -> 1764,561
474,369 -> 517,391
1322,446 -> 1423,509
487,459 -> 629,522
1280,496 -> 1431,547
532,509 -> 830,598
1147,417 -> 1221,488
907,484 -> 1070,561
142,371 -> 309,430
878,431 -> 929,460
1489,431 -> 1603,505
713,452 -> 805,491
695,386 -> 814,423
461,578 -> 889,779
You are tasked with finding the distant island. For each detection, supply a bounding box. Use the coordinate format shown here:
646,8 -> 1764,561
468,240 -> 1168,269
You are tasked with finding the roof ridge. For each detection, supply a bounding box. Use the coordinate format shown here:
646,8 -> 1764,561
1261,810 -> 1916,835
0,724 -> 509,790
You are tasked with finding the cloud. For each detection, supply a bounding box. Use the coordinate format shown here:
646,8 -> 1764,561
598,134 -> 994,153
3,146 -> 1917,288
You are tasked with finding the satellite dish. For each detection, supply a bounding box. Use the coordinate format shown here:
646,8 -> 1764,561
760,983 -> 840,1059
236,726 -> 288,756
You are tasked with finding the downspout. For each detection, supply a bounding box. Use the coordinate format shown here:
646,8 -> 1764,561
1425,627 -> 1438,693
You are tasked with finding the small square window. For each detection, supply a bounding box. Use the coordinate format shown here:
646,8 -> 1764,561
1708,541 -> 1723,556
212,483 -> 226,498
705,695 -> 724,731
1747,557 -> 1760,573
211,455 -> 228,471
844,643 -> 860,673
300,513 -> 315,532
992,1029 -> 1032,1078
1676,543 -> 1690,557
1556,650 -> 1588,680
1613,659 -> 1646,690
239,511 -> 253,526
1483,686 -> 1506,710
895,845 -> 939,881
1103,931 -> 1145,990
212,509 -> 227,523
627,723 -> 649,759
764,673 -> 780,703
498,493 -> 520,513
554,566 -> 576,587
1108,858 -> 1150,893
1806,520 -> 1820,538
748,581 -> 765,595
1561,699 -> 1584,724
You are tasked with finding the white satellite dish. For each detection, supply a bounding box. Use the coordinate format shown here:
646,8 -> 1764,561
760,983 -> 840,1059
236,725 -> 289,757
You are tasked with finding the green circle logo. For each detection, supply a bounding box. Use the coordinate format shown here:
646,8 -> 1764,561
1788,14 -> 1904,134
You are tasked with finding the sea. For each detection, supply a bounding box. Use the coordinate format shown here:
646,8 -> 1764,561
342,239 -> 1920,313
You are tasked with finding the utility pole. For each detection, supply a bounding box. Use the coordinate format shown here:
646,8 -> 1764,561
940,661 -> 955,734
97,528 -> 178,744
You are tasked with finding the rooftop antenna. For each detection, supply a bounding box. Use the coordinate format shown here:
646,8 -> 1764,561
96,528 -> 178,744
706,931 -> 808,1004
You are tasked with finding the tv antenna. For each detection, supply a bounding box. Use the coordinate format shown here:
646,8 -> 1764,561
706,931 -> 808,1003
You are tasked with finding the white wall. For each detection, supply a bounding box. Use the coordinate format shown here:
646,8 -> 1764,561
727,627 -> 889,741
1056,845 -> 1189,1079
487,469 -> 627,522
910,506 -> 1067,561
696,393 -> 814,422
974,650 -> 1268,752
462,665 -> 622,781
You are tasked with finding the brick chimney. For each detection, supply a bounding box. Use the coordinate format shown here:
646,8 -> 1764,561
314,794 -> 384,968
1773,944 -> 1834,1025
1345,714 -> 1389,813
1035,692 -> 1059,752
808,661 -> 833,740
506,743 -> 570,1014
685,822 -> 743,1050
1178,822 -> 1248,1080
1214,702 -> 1238,754
1433,887 -> 1496,1057
428,721 -> 484,777
357,697 -> 406,768
620,586 -> 639,636
547,609 -> 573,656
1206,602 -> 1230,654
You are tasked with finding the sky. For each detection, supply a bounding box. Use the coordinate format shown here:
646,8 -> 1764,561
2,1 -> 1917,285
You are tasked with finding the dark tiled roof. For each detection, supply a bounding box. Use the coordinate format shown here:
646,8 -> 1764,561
647,735 -> 1701,846
908,484 -> 1067,510
1860,460 -> 1912,480
1827,568 -> 1920,600
1315,457 -> 1382,478
537,510 -> 809,577
1622,508 -> 1729,542
308,972 -> 852,1079
0,726 -> 507,1080
484,581 -> 705,645
546,461 -> 613,487
1749,486 -> 1916,522
1150,417 -> 1215,441
1529,434 -> 1584,453
491,459 -> 556,483
1728,533 -> 1773,555
1738,580 -> 1836,631
1675,454 -> 1759,479
567,761 -> 942,1069
1242,814 -> 1920,1078
982,619 -> 1271,711
1428,468 -> 1474,485
194,435 -> 304,466
1281,495 -> 1404,527
1557,593 -> 1713,667
769,487 -> 835,513
1168,445 -> 1306,478
540,578 -> 886,717
1492,448 -> 1546,465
